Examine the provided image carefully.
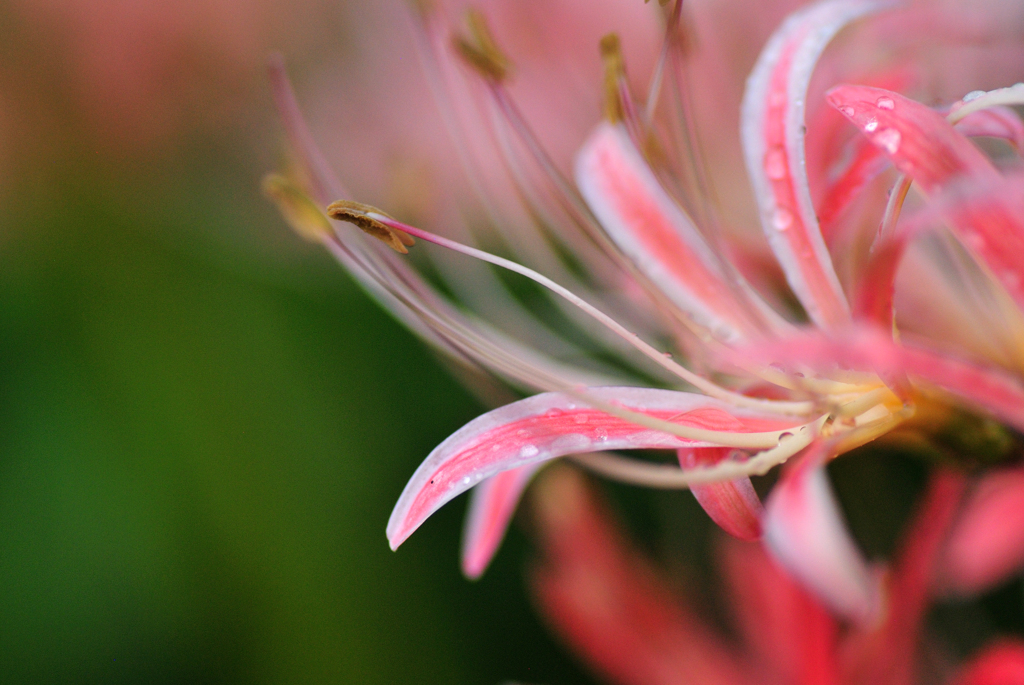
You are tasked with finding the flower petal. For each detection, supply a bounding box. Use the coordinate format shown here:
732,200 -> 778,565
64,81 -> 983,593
827,85 -> 1000,192
954,106 -> 1024,153
764,453 -> 882,624
940,468 -> 1024,595
678,448 -> 764,541
530,467 -> 750,685
460,464 -> 542,580
843,470 -> 967,685
949,641 -> 1024,685
740,0 -> 885,328
387,387 -> 805,550
575,122 -> 774,343
829,88 -> 1024,311
719,535 -> 839,685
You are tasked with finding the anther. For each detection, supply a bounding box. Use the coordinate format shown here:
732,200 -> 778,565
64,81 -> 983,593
600,34 -> 626,123
326,199 -> 416,254
452,9 -> 511,83
262,173 -> 332,242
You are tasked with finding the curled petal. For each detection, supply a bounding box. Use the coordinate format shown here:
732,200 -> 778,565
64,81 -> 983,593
575,122 -> 770,343
460,464 -> 542,580
387,387 -> 805,550
949,641 -> 1024,685
764,456 -> 882,624
827,85 -> 999,193
531,467 -> 749,685
940,468 -> 1024,595
678,448 -> 764,541
741,0 -> 886,328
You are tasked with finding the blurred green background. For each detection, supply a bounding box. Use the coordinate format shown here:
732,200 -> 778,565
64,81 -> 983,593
0,1 -> 600,682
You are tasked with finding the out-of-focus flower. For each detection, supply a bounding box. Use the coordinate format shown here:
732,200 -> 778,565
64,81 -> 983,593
6,0 -> 332,150
265,0 -> 1024,622
531,465 -> 1024,685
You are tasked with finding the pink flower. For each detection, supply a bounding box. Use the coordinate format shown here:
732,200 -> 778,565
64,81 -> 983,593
265,0 -> 1024,621
530,465 -> 1024,685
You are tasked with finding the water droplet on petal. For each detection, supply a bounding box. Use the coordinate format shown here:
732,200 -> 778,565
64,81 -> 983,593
864,118 -> 878,133
764,147 -> 787,180
875,96 -> 895,110
873,128 -> 901,154
778,431 -> 795,442
462,476 -> 472,485
963,90 -> 986,102
771,207 -> 794,231
839,105 -> 855,117
519,444 -> 539,458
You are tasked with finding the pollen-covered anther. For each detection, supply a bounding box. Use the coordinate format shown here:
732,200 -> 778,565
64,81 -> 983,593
452,9 -> 511,83
599,33 -> 626,123
326,199 -> 416,254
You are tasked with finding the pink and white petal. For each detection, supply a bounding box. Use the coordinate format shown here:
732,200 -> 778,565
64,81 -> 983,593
940,468 -> 1024,595
827,85 -> 999,193
387,387 -> 804,549
741,0 -> 886,329
828,88 -> 1024,308
460,464 -> 542,580
679,448 -> 764,541
954,106 -> 1024,152
531,467 -> 750,685
575,122 -> 766,344
764,450 -> 882,624
949,641 -> 1024,685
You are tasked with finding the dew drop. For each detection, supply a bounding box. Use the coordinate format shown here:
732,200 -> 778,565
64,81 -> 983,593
771,207 -> 794,231
875,96 -> 895,110
873,128 -> 901,154
864,118 -> 878,133
594,429 -> 609,443
764,147 -> 788,180
839,105 -> 855,117
778,431 -> 795,442
519,444 -> 539,458
462,476 -> 472,486
963,89 -> 986,103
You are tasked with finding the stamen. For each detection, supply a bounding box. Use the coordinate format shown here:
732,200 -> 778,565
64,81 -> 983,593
262,173 -> 333,242
328,200 -> 815,416
327,200 -> 416,254
571,415 -> 820,486
875,173 -> 912,248
452,9 -> 511,83
600,34 -> 627,124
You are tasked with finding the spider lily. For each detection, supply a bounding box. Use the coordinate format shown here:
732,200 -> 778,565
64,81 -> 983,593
530,465 -> 1024,685
265,0 -> 1024,622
